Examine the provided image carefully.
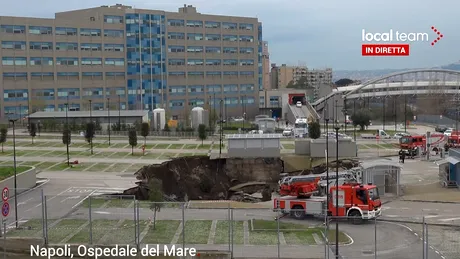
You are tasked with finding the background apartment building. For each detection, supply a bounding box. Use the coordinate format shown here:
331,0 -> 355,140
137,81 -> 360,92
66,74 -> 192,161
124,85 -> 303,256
0,4 -> 263,121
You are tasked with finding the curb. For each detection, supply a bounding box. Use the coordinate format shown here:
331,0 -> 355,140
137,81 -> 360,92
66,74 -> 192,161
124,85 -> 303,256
7,178 -> 50,202
401,199 -> 460,204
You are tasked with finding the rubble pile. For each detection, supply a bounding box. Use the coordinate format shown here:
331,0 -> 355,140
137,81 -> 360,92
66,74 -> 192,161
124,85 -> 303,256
122,156 -> 283,202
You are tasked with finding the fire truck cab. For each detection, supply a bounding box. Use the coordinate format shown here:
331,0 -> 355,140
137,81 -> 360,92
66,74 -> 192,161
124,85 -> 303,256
399,133 -> 446,157
274,183 -> 382,224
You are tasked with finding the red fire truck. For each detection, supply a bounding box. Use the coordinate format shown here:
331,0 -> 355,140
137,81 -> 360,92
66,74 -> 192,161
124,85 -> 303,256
274,182 -> 382,224
446,133 -> 460,150
399,133 -> 446,157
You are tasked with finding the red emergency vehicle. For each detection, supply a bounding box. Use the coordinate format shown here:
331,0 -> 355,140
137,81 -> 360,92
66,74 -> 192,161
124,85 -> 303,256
399,133 -> 446,156
446,133 -> 460,150
274,182 -> 382,224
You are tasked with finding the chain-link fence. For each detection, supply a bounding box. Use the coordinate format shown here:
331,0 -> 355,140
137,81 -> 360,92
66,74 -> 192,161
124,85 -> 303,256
1,190 -> 460,259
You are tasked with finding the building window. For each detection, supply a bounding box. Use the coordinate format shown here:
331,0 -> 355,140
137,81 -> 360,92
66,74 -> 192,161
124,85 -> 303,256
2,57 -> 27,66
189,99 -> 205,107
83,88 -> 104,96
169,72 -> 186,77
205,21 -> 220,28
1,41 -> 26,50
0,25 -> 25,34
32,88 -> 55,99
240,84 -> 255,92
205,46 -> 221,53
240,59 -> 254,66
205,34 -> 220,41
56,57 -> 78,66
106,72 -> 125,79
259,96 -> 265,105
187,59 -> 204,66
56,42 -> 78,51
222,22 -> 237,30
57,88 -> 80,98
187,46 -> 203,53
188,72 -> 204,77
205,59 -> 221,66
168,45 -> 185,53
104,58 -> 125,66
169,87 -> 186,95
57,73 -> 79,80
104,30 -> 124,38
29,42 -> 53,50
80,28 -> 101,37
3,90 -> 28,101
186,20 -> 203,28
240,47 -> 254,54
168,32 -> 185,40
206,85 -> 222,93
223,47 -> 237,53
104,15 -> 123,24
206,71 -> 221,77
243,97 -> 255,104
168,19 -> 184,26
30,57 -> 53,66
223,59 -> 238,66
187,33 -> 203,41
106,87 -> 126,96
224,71 -> 238,76
29,26 -> 52,35
104,44 -> 124,52
55,27 -> 77,36
223,35 -> 238,42
80,43 -> 102,51
240,71 -> 254,77
188,85 -> 204,94
81,58 -> 102,65
239,23 -> 254,30
240,35 -> 254,42
31,72 -> 54,80
168,59 -> 185,66
82,72 -> 103,80
169,100 -> 185,108
224,84 -> 238,92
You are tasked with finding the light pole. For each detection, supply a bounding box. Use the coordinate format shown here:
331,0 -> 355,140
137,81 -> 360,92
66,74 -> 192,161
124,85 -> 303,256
394,97 -> 397,132
19,104 -> 22,127
219,99 -> 223,157
343,97 -> 347,134
324,107 -> 330,248
334,124 -> 340,259
213,93 -> 216,133
404,96 -> 407,133
353,99 -> 356,141
9,119 -> 19,228
107,97 -> 111,145
382,98 -> 386,130
65,102 -> 70,166
89,100 -> 93,155
118,95 -> 121,131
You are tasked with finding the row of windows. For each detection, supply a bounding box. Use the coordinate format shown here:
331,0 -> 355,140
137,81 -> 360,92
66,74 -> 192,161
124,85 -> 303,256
3,88 -> 127,100
1,41 -> 124,52
168,32 -> 254,42
169,84 -> 254,93
167,20 -> 254,31
168,59 -> 254,66
168,45 -> 254,54
0,25 -> 124,37
168,71 -> 254,77
1,57 -> 125,66
169,97 -> 256,108
2,72 -> 125,79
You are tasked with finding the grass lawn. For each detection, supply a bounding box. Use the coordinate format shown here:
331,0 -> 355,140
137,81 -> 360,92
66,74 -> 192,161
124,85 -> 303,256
110,163 -> 132,172
20,150 -> 48,157
49,142 -> 65,147
325,229 -> 349,244
282,144 -> 295,149
379,143 -> 396,148
67,220 -> 115,244
142,220 -> 180,244
99,220 -> 140,244
66,163 -> 97,171
252,219 -> 311,231
111,143 -> 128,148
19,161 -> 43,167
48,219 -> 88,243
94,143 -> 111,148
6,219 -> 45,237
197,144 -> 211,149
183,144 -> 197,150
108,152 -> 130,158
366,144 -> 381,149
176,153 -> 195,157
358,144 -> 370,149
46,151 -> 67,157
0,166 -> 30,180
71,142 -> 90,148
158,153 -> 177,159
91,152 -> 115,158
214,220 -> 244,245
179,220 -> 212,244
168,144 -> 184,149
35,162 -> 61,170
47,163 -> 71,171
81,198 -> 108,208
154,144 -> 170,149
86,163 -> 114,172
126,164 -> 149,172
141,152 -> 161,159
105,199 -> 134,208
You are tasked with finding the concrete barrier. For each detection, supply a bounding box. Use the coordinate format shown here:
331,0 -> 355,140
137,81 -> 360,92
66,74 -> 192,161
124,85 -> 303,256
0,166 -> 36,197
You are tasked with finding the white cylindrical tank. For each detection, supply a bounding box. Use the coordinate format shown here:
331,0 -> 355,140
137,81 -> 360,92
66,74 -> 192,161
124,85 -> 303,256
191,107 -> 208,129
153,108 -> 166,130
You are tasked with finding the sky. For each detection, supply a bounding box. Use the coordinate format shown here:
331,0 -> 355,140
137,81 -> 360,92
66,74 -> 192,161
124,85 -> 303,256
1,0 -> 458,70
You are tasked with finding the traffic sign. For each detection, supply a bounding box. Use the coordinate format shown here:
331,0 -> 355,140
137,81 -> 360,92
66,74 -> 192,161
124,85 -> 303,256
2,202 -> 9,217
1,187 -> 8,202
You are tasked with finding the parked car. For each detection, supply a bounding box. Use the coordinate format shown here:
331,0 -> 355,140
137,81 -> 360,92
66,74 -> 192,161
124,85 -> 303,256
296,101 -> 302,108
233,117 -> 244,122
435,125 -> 448,133
444,128 -> 453,137
393,132 -> 411,139
283,128 -> 293,137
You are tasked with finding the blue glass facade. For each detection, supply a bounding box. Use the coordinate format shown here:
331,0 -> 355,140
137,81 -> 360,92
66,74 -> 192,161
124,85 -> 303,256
258,23 -> 263,91
125,13 -> 166,110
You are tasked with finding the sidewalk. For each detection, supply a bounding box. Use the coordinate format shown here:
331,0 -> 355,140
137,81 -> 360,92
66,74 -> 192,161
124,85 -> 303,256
2,146 -> 211,153
0,155 -> 169,164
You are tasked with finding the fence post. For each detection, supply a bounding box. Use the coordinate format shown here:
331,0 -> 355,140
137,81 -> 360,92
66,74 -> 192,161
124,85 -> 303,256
277,209 -> 280,259
133,199 -> 138,246
374,216 -> 377,259
41,189 -> 46,241
3,220 -> 6,259
136,199 -> 140,246
425,222 -> 429,259
182,203 -> 185,249
89,196 -> 93,245
227,203 -> 231,252
422,216 -> 425,259
44,197 -> 48,245
230,208 -> 234,258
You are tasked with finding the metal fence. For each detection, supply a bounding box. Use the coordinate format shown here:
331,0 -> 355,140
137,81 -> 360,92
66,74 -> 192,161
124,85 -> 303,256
415,114 -> 457,128
1,190 -> 459,259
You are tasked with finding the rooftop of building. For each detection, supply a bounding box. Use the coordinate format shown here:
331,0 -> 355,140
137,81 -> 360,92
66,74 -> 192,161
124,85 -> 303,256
28,110 -> 148,119
227,133 -> 282,139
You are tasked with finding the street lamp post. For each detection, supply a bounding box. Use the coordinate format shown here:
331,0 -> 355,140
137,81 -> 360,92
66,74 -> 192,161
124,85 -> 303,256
118,95 -> 121,131
9,119 -> 19,228
382,98 -> 386,130
404,96 -> 407,133
89,100 -> 93,155
394,97 -> 397,132
334,124 -> 340,259
107,97 -> 111,145
219,99 -> 223,157
65,103 -> 70,166
343,97 -> 347,134
353,99 -> 356,141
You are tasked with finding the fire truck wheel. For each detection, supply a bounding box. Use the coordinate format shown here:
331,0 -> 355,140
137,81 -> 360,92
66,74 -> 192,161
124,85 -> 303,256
348,210 -> 363,225
290,205 -> 305,219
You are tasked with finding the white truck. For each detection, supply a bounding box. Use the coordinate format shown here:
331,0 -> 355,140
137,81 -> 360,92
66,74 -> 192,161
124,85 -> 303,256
361,129 -> 392,139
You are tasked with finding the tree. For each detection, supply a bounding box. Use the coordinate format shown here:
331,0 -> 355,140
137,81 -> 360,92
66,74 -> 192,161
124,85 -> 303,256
351,110 -> 372,131
198,124 -> 207,145
335,78 -> 354,87
140,122 -> 150,146
128,127 -> 138,155
85,123 -> 95,154
286,76 -> 310,89
62,128 -> 71,145
148,178 -> 164,230
163,123 -> 170,132
0,128 -> 7,153
29,123 -> 37,144
308,121 -> 321,139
